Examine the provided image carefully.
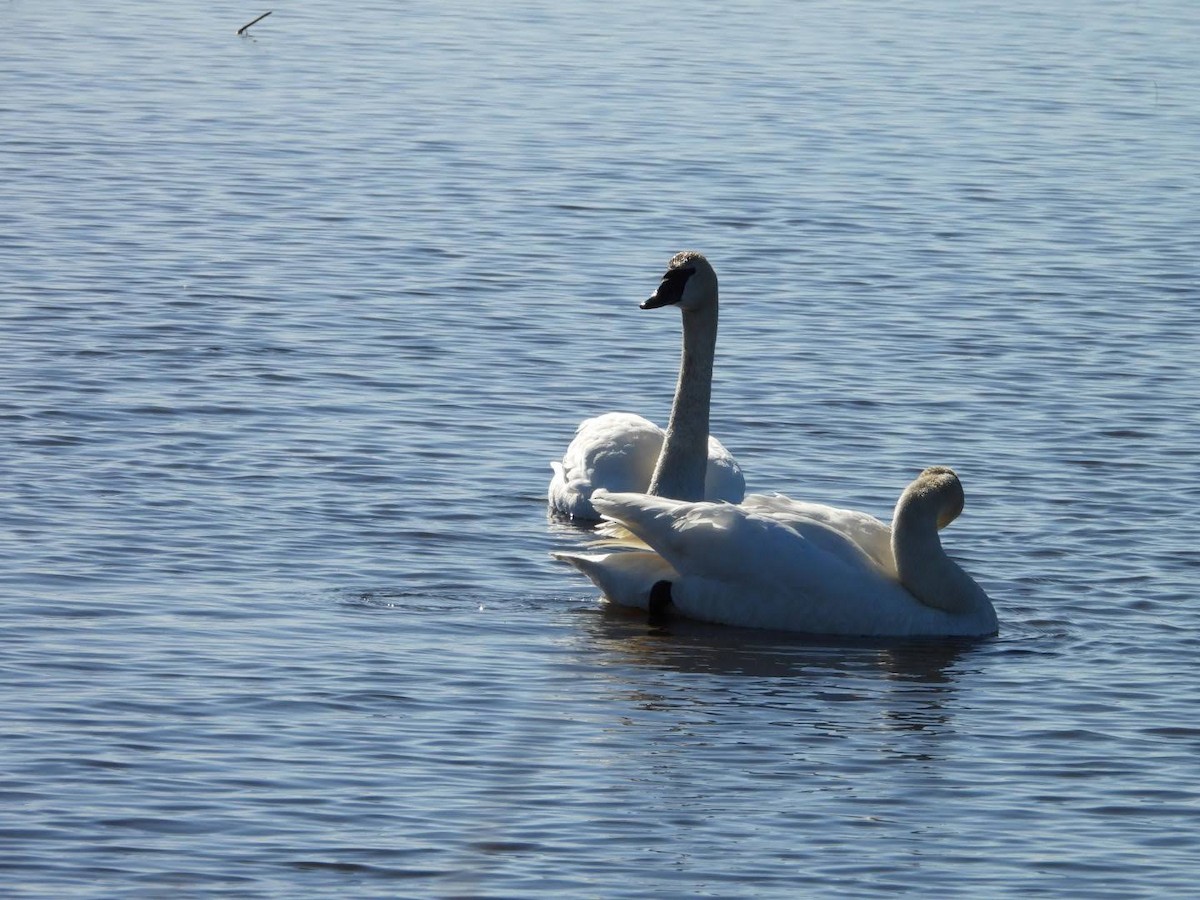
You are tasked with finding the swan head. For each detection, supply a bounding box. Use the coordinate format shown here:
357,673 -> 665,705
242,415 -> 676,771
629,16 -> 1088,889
892,466 -> 993,622
641,250 -> 718,313
897,466 -> 966,530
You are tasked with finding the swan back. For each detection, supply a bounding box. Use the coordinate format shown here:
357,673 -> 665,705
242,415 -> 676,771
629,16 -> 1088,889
702,436 -> 746,505
740,494 -> 896,578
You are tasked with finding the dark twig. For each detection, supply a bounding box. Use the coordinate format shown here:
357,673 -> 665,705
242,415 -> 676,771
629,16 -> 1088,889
237,11 -> 272,35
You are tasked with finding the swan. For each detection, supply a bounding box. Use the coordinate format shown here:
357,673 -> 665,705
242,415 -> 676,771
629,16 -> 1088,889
548,251 -> 745,521
553,466 -> 998,638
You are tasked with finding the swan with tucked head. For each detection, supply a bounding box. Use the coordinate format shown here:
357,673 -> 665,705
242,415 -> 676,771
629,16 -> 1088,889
548,252 -> 744,521
554,466 -> 997,637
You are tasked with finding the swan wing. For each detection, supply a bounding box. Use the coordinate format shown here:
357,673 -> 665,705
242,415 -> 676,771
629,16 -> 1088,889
741,493 -> 896,577
548,413 -> 664,519
549,413 -> 746,519
590,491 -> 881,587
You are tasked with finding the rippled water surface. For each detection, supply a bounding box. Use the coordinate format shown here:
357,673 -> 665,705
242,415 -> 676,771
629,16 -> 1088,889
3,0 -> 1199,895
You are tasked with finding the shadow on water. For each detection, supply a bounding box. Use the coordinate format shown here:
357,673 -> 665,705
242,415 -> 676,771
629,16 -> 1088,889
576,601 -> 989,683
566,604 -> 992,752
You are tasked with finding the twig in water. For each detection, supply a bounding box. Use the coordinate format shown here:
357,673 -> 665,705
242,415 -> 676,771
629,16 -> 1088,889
237,11 -> 272,35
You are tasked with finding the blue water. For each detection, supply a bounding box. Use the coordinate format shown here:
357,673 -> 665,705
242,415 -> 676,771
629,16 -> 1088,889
3,0 -> 1199,895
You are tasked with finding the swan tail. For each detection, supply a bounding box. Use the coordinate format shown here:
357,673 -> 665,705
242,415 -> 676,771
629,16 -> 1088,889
552,549 -> 677,610
587,517 -> 652,550
590,490 -> 802,589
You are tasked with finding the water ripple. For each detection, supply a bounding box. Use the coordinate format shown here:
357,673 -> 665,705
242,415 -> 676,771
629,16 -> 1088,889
2,0 -> 1199,895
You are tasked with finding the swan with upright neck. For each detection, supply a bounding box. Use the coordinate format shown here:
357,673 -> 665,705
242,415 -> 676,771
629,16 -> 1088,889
548,252 -> 744,521
554,466 -> 997,637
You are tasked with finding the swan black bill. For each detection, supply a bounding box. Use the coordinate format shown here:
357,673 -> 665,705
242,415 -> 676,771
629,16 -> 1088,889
640,265 -> 695,309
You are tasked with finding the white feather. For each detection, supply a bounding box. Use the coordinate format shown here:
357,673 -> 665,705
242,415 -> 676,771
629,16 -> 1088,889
549,413 -> 744,521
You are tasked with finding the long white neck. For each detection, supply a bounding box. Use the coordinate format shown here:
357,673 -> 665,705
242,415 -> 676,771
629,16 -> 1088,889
891,490 -> 994,623
647,303 -> 717,502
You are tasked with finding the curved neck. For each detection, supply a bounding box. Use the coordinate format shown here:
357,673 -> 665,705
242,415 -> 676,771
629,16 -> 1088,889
891,498 -> 992,620
647,303 -> 717,501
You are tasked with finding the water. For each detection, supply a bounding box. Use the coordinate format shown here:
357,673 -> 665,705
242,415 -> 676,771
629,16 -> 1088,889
2,0 -> 1198,895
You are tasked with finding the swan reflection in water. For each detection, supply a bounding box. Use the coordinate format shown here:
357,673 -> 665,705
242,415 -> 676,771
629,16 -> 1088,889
572,603 -> 983,748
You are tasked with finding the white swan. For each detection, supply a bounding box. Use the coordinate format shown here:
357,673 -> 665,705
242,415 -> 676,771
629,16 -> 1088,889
553,466 -> 998,638
548,252 -> 745,521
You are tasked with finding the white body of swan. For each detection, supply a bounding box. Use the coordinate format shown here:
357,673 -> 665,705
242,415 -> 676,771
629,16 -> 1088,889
554,467 -> 997,638
548,252 -> 745,521
549,412 -> 744,521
